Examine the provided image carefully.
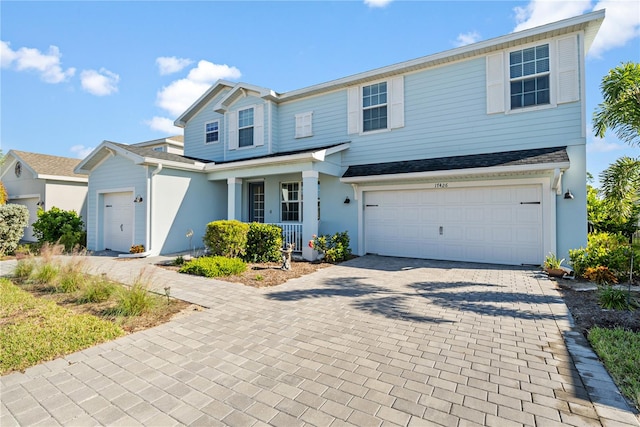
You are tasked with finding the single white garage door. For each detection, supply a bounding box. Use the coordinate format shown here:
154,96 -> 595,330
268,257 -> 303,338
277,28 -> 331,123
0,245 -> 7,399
364,185 -> 542,265
11,197 -> 39,242
103,192 -> 133,253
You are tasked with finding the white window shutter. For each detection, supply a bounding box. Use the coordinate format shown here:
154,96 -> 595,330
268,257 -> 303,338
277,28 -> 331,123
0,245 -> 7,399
347,87 -> 359,134
389,76 -> 405,129
295,112 -> 313,138
486,52 -> 505,114
556,36 -> 579,104
254,104 -> 264,146
228,111 -> 238,150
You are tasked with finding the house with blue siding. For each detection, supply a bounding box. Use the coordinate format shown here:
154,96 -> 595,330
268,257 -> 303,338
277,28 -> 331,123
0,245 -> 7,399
77,11 -> 604,265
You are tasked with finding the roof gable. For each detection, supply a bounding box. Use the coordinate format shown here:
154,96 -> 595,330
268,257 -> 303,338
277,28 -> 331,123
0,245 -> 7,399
1,150 -> 87,182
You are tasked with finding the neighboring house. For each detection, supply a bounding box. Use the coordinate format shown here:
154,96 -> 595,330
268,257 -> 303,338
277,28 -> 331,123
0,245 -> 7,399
1,150 -> 88,242
78,11 -> 604,265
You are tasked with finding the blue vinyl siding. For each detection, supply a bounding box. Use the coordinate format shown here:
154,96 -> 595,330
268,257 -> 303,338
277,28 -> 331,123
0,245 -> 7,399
223,95 -> 270,162
86,155 -> 147,251
183,89 -> 229,161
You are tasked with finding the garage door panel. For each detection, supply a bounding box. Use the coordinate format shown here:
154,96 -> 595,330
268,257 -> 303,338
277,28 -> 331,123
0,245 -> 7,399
364,185 -> 542,265
103,192 -> 133,253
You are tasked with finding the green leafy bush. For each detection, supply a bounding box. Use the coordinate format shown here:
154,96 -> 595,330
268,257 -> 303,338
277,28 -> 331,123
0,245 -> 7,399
246,223 -> 283,262
598,286 -> 637,310
569,232 -> 639,280
32,207 -> 86,252
203,220 -> 249,258
179,256 -> 247,277
309,231 -> 352,263
0,204 -> 29,255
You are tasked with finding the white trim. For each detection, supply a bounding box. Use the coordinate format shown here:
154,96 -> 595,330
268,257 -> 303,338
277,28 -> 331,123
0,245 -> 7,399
7,193 -> 41,200
506,40 -> 556,113
205,143 -> 350,172
341,161 -> 570,184
355,177 -> 555,264
35,174 -> 88,183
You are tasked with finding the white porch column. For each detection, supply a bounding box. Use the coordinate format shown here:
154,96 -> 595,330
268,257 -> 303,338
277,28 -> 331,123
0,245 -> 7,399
302,170 -> 319,260
227,178 -> 242,220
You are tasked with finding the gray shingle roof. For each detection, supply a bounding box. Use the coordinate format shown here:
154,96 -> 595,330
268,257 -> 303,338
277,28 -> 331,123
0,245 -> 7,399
11,150 -> 85,178
109,142 -> 210,166
342,146 -> 569,178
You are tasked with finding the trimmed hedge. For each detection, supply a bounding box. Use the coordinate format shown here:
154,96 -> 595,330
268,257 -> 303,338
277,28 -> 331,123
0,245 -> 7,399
246,223 -> 283,262
179,256 -> 247,277
203,220 -> 249,258
0,204 -> 29,255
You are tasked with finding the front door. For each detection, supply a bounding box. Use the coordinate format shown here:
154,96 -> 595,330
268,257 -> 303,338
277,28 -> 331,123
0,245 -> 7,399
249,182 -> 265,223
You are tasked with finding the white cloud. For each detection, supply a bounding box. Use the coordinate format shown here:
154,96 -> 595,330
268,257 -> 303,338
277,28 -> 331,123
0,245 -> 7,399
586,135 -> 626,153
1,40 -> 75,83
156,56 -> 193,75
590,0 -> 640,57
455,31 -> 481,47
145,116 -> 179,134
364,0 -> 393,7
155,60 -> 241,117
513,0 -> 640,57
80,68 -> 119,96
70,144 -> 95,158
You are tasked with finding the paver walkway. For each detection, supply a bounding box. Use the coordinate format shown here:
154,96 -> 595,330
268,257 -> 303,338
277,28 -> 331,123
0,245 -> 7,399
1,255 -> 638,426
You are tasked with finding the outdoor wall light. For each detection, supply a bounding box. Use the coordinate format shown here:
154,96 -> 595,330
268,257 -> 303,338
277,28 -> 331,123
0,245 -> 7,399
344,196 -> 351,204
36,201 -> 45,207
134,195 -> 144,203
564,189 -> 574,200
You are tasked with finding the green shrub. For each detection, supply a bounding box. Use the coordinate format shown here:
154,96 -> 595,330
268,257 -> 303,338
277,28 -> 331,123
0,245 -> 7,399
569,232 -> 639,280
310,231 -> 352,263
203,220 -> 249,258
114,283 -> 156,316
13,258 -> 36,279
78,278 -> 117,303
598,286 -> 636,310
0,204 -> 29,256
246,223 -> 283,262
32,207 -> 86,252
179,256 -> 247,277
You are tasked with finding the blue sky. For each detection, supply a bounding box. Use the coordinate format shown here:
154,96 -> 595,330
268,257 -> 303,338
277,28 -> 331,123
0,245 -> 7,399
1,0 -> 638,185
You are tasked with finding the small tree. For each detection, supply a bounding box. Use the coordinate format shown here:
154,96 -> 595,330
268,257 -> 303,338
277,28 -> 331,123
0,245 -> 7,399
0,204 -> 29,255
31,207 -> 86,251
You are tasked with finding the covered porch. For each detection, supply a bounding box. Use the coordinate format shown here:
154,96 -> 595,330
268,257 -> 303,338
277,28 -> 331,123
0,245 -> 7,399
204,144 -> 350,260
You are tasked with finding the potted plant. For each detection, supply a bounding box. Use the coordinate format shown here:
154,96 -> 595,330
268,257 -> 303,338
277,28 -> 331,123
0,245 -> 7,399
544,252 -> 566,277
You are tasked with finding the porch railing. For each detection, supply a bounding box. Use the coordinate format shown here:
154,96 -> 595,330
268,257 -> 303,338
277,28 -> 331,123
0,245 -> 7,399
268,222 -> 303,252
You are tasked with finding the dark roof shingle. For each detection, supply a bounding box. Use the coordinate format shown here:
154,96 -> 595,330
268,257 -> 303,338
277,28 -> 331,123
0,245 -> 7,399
343,146 -> 569,178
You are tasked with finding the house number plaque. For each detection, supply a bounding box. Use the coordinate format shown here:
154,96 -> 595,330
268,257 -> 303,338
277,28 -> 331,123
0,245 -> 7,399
434,183 -> 448,188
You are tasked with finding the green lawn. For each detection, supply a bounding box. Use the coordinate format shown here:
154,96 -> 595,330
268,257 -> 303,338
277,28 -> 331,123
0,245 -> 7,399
0,278 -> 124,374
588,326 -> 640,409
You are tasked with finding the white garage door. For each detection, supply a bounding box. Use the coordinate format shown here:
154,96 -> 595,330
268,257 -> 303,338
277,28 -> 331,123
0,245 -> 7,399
364,185 -> 542,265
103,192 -> 133,253
11,197 -> 39,242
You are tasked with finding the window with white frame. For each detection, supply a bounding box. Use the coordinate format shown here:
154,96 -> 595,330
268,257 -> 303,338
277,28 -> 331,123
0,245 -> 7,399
509,44 -> 550,109
153,146 -> 164,152
362,82 -> 388,132
238,108 -> 254,147
295,112 -> 313,138
205,121 -> 219,143
281,182 -> 302,222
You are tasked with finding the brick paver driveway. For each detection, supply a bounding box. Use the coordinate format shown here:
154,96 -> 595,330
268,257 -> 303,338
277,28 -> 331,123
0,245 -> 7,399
1,255 -> 638,426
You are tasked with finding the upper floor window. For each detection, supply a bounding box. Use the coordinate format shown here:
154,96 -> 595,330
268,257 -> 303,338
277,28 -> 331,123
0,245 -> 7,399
153,146 -> 164,152
363,82 -> 388,132
509,44 -> 550,109
348,77 -> 403,135
205,121 -> 219,143
238,108 -> 254,148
